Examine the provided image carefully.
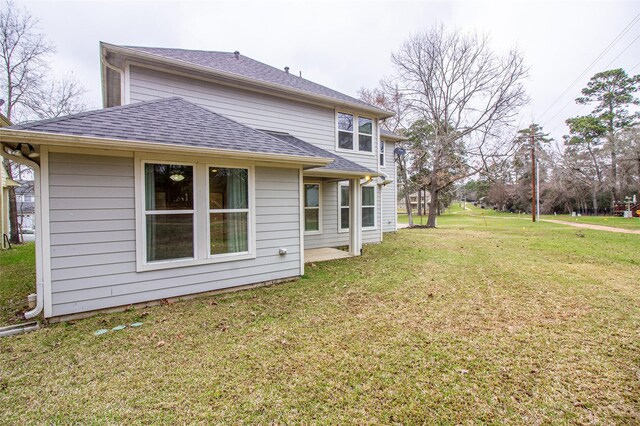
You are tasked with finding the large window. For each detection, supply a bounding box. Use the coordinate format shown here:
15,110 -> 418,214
338,183 -> 349,232
138,160 -> 254,271
362,186 -> 376,229
144,163 -> 195,262
209,167 -> 249,255
304,183 -> 321,234
337,112 -> 374,153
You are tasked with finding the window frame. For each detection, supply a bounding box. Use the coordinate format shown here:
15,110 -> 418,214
337,182 -> 350,233
335,111 -> 377,155
135,156 -> 256,272
361,184 -> 377,231
141,160 -> 197,266
206,164 -> 253,260
303,181 -> 322,235
379,140 -> 386,167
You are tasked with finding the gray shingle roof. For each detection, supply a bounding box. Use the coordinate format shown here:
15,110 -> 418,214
121,45 -> 383,113
262,130 -> 377,175
380,128 -> 407,141
6,97 -> 328,160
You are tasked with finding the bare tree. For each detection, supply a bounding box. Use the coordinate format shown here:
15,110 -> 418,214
359,81 -> 416,225
0,1 -> 86,244
28,73 -> 86,119
391,25 -> 528,227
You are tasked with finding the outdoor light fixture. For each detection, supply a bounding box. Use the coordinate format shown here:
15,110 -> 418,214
26,144 -> 39,158
169,173 -> 185,182
3,145 -> 22,157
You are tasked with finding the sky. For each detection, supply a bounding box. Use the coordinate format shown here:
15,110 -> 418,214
11,0 -> 640,146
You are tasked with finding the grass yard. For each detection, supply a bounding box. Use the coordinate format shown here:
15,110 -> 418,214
0,243 -> 36,325
1,212 -> 639,423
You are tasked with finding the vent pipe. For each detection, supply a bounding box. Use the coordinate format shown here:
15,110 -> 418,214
233,51 -> 240,60
284,66 -> 289,74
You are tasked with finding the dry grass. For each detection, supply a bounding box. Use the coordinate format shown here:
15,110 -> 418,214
0,210 -> 639,424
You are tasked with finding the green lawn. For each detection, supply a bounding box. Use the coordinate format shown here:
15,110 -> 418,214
0,243 -> 35,325
399,203 -> 640,230
1,214 -> 639,423
541,214 -> 640,230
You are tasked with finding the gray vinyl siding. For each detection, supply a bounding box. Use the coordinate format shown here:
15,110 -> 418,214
304,181 -> 380,249
381,140 -> 397,233
128,66 -> 378,171
48,153 -> 301,317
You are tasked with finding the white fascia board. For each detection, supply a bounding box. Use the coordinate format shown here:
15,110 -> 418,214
0,129 -> 333,168
100,42 -> 395,119
303,169 -> 382,179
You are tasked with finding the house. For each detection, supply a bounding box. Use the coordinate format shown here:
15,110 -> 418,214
0,43 -> 405,321
14,180 -> 35,233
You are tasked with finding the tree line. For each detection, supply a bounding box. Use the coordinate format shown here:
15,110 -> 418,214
361,26 -> 639,225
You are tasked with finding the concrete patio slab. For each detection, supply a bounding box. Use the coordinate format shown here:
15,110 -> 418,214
304,247 -> 354,263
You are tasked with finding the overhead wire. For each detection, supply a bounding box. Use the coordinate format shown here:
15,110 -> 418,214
537,11 -> 640,123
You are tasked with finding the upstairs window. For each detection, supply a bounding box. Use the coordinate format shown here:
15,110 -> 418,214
337,113 -> 354,150
358,117 -> 372,152
337,112 -> 374,153
379,140 -> 385,167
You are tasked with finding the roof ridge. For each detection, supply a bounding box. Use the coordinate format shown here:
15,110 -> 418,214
125,45 -> 234,55
9,97 -> 183,130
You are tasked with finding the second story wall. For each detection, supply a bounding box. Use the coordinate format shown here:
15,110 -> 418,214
127,65 -> 379,171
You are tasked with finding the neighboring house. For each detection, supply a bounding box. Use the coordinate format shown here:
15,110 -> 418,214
398,191 -> 431,214
0,43 -> 405,320
15,181 -> 35,232
0,112 -> 17,249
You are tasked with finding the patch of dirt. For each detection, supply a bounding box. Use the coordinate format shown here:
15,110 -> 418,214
542,220 -> 640,235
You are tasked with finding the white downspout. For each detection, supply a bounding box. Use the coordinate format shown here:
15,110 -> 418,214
1,145 -> 44,319
101,51 -> 125,106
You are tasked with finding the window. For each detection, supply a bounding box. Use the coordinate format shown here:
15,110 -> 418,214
338,183 -> 349,232
362,186 -> 376,229
209,167 -> 249,255
337,112 -> 375,153
379,140 -> 385,167
358,117 -> 372,152
337,113 -> 354,150
144,163 -> 195,262
138,159 -> 255,271
304,183 -> 321,233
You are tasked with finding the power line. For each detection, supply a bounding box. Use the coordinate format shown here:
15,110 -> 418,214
538,11 -> 640,122
601,32 -> 640,70
542,30 -> 640,129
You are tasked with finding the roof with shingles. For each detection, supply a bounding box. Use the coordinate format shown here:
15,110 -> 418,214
380,128 -> 407,141
120,45 -> 383,113
261,130 -> 377,175
6,97 -> 328,160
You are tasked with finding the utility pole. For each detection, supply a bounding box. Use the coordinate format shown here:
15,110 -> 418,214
530,124 -> 536,222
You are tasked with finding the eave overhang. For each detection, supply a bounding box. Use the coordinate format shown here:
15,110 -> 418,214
0,129 -> 334,167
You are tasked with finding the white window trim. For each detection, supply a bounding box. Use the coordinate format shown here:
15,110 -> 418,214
303,181 -> 322,235
335,111 -> 376,156
361,184 -> 377,231
206,164 -> 255,261
135,157 -> 256,272
337,182 -> 350,234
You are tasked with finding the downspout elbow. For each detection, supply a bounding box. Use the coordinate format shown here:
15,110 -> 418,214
24,282 -> 43,319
